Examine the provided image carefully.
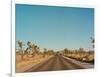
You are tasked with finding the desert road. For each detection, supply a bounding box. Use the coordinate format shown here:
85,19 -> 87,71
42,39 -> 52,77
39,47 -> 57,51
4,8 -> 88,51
24,54 -> 92,72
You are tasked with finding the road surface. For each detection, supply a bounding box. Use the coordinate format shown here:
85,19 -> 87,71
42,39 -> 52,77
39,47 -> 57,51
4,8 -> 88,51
24,54 -> 87,72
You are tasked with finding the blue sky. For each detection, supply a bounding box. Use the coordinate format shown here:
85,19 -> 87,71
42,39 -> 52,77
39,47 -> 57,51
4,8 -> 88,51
16,4 -> 94,51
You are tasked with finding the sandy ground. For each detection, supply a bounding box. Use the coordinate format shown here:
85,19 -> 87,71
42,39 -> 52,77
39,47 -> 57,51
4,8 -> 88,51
16,55 -> 53,73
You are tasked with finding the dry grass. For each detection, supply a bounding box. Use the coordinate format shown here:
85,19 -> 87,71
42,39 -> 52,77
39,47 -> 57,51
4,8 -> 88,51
63,51 -> 94,63
16,54 -> 53,71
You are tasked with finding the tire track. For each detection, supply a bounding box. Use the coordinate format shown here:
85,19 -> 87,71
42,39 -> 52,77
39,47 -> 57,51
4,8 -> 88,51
49,55 -> 70,70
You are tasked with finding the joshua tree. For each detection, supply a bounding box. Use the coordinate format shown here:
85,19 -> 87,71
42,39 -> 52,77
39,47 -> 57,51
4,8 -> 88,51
64,48 -> 69,54
17,40 -> 24,60
47,49 -> 54,55
24,47 -> 29,54
27,41 -> 38,57
90,37 -> 94,48
42,48 -> 47,57
35,46 -> 40,54
17,40 -> 24,53
44,48 -> 47,52
79,48 -> 84,52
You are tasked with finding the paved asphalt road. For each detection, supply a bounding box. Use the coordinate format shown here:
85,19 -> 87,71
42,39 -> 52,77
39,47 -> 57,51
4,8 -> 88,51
24,54 -> 86,72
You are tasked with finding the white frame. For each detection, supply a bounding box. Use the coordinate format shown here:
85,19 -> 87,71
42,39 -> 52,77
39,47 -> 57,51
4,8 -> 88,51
12,0 -> 96,77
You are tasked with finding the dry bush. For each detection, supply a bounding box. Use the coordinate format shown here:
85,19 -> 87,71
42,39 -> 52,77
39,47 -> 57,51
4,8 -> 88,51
62,49 -> 94,64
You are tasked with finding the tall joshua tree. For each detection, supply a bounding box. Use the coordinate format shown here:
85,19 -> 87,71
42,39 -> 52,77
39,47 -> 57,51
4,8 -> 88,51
17,40 -> 24,60
27,41 -> 38,57
17,40 -> 23,53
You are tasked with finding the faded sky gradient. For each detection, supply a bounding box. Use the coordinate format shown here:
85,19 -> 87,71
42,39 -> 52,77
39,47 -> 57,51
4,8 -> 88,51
16,4 -> 94,51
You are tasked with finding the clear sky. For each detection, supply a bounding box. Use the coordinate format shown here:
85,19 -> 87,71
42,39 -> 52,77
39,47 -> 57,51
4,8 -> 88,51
16,4 -> 94,51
